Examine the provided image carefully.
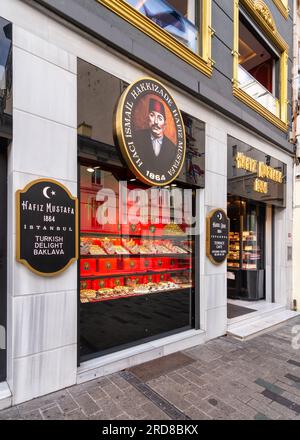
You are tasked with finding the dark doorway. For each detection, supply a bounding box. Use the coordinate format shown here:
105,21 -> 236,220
0,138 -> 7,381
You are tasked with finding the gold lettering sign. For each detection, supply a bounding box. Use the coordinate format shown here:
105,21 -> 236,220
235,152 -> 257,173
257,162 -> 283,183
235,152 -> 283,195
253,178 -> 268,194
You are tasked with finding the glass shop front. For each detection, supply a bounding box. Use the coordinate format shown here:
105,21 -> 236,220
227,136 -> 286,301
77,59 -> 205,361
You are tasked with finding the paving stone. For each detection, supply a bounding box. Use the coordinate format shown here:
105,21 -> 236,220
184,406 -> 211,420
1,317 -> 300,421
255,378 -> 285,395
168,372 -> 189,385
179,370 -> 206,387
116,387 -> 149,407
147,384 -> 192,412
254,413 -> 271,420
87,386 -> 108,402
140,402 -> 171,420
206,397 -> 236,415
101,382 -> 125,400
186,347 -> 222,363
41,404 -> 64,420
275,381 -> 300,397
110,374 -> 132,391
269,401 -> 298,419
0,407 -> 21,420
247,399 -> 281,420
89,400 -> 123,420
113,413 -> 132,420
73,393 -> 100,416
64,409 -> 88,420
17,392 -> 64,413
56,393 -> 79,414
21,409 -> 43,420
221,397 -> 257,418
207,408 -> 232,420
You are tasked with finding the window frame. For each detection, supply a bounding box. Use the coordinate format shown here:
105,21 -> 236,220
272,0 -> 289,19
232,0 -> 289,132
96,0 -> 214,77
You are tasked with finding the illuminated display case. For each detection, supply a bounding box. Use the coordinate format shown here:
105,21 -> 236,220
227,197 -> 265,300
79,164 -> 196,360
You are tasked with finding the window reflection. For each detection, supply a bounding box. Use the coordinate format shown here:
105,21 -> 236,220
0,17 -> 12,119
126,0 -> 198,52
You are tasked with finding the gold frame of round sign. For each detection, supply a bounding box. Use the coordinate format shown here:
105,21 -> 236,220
114,77 -> 186,187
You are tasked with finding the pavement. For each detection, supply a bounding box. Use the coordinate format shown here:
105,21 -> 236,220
1,316 -> 300,420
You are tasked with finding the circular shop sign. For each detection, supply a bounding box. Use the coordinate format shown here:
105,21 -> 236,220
114,77 -> 186,186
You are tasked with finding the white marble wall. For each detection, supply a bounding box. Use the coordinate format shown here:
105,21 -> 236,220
1,0 -> 78,404
203,124 -> 227,339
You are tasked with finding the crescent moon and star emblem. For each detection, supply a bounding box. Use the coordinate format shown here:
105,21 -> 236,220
217,212 -> 223,221
42,186 -> 56,199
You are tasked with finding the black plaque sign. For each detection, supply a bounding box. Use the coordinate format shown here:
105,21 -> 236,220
206,209 -> 229,264
16,179 -> 78,276
114,77 -> 186,186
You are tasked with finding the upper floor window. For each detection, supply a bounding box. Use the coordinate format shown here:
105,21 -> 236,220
97,0 -> 213,76
233,1 -> 288,131
238,10 -> 280,115
125,0 -> 199,53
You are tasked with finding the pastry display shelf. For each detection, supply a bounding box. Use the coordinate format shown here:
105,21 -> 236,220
80,267 -> 192,280
80,232 -> 190,241
85,286 -> 193,303
80,253 -> 191,259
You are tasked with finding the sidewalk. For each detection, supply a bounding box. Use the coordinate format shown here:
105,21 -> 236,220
1,317 -> 300,420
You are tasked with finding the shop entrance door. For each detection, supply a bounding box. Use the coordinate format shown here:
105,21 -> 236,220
0,139 -> 7,381
227,197 -> 266,301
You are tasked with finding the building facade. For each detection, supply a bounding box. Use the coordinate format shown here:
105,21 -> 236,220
0,0 -> 296,407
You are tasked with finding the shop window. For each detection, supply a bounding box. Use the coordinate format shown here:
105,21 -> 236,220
232,1 -> 288,131
238,12 -> 280,115
79,163 -> 196,359
77,59 -> 204,360
96,0 -> 213,76
0,17 -> 12,124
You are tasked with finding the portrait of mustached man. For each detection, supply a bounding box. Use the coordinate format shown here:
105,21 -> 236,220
133,98 -> 178,176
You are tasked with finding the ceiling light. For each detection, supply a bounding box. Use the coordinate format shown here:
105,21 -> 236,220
87,167 -> 95,173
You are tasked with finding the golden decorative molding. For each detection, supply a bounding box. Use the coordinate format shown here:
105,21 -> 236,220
241,0 -> 288,50
232,0 -> 289,131
272,0 -> 289,19
254,0 -> 276,31
233,86 -> 288,131
96,0 -> 213,77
